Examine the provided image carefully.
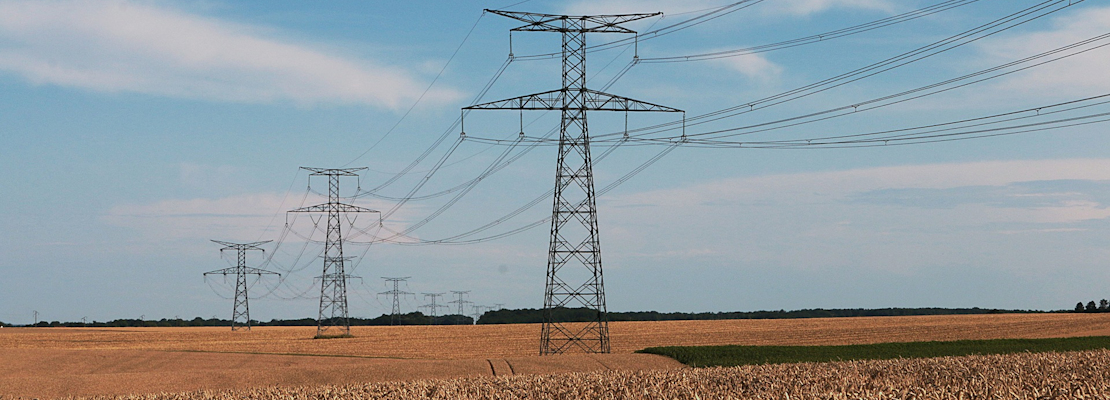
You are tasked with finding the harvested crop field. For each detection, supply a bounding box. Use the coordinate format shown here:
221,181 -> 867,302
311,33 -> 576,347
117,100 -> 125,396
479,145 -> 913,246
0,349 -> 681,398
4,313 -> 1109,359
3,313 -> 1110,398
70,349 -> 1110,400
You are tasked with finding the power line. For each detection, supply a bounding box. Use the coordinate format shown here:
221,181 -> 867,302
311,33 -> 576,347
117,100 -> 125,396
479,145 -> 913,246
203,240 -> 280,331
420,293 -> 449,323
587,0 -> 1085,140
639,0 -> 983,63
466,9 -> 684,355
288,167 -> 380,338
448,290 -> 473,316
378,277 -> 414,325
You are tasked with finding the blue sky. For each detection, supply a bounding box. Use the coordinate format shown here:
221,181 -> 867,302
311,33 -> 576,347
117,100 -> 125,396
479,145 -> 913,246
2,0 -> 1110,324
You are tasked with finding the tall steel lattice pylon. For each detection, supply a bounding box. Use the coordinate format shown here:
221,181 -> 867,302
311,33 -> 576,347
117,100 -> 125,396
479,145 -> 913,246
289,167 -> 379,338
448,290 -> 472,315
203,240 -> 280,331
379,277 -> 413,325
421,293 -> 448,323
465,10 -> 683,354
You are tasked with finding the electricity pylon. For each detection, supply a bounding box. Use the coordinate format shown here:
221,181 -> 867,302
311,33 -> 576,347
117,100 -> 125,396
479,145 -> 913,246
379,277 -> 414,325
471,304 -> 490,324
421,293 -> 448,324
465,10 -> 683,355
289,167 -> 379,338
203,240 -> 280,331
448,290 -> 472,315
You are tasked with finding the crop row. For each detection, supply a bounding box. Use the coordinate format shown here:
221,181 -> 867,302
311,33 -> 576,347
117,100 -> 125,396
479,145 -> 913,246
81,349 -> 1110,400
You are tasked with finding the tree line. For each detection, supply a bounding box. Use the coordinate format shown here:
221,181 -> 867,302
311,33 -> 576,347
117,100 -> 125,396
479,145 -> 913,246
474,307 -> 1046,324
7,306 -> 1056,328
12,312 -> 474,328
1074,300 -> 1110,313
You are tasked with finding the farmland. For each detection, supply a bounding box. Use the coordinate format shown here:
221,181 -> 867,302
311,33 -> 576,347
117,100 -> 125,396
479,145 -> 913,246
56,350 -> 1110,399
3,313 -> 1110,398
5,313 -> 1110,359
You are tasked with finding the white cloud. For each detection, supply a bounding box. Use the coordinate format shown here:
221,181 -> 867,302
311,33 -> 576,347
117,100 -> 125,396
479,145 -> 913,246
773,0 -> 895,16
613,159 -> 1110,204
712,52 -> 782,82
563,0 -> 721,17
981,6 -> 1110,99
102,192 -> 398,243
0,0 -> 461,108
561,0 -> 893,24
103,193 -> 294,241
600,159 -> 1110,274
563,0 -> 893,17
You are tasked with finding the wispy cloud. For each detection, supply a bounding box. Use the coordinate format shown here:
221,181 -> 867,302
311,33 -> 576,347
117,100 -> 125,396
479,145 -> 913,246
773,0 -> 895,16
102,192 -> 397,242
601,159 -> 1110,274
561,0 -> 721,17
562,0 -> 894,20
0,0 -> 461,108
981,6 -> 1110,99
712,52 -> 783,82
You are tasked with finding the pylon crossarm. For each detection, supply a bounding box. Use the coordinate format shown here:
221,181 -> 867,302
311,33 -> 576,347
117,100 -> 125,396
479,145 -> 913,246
486,9 -> 660,33
465,89 -> 682,113
241,267 -> 281,276
289,203 -> 378,213
301,167 -> 366,176
203,267 -> 237,276
211,240 -> 271,250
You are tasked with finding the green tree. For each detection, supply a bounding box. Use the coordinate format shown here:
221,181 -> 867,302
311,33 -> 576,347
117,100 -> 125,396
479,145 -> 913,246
1087,301 -> 1098,312
1077,302 -> 1086,312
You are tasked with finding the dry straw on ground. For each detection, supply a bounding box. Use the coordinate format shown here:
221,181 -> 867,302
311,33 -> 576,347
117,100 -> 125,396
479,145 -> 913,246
75,349 -> 1110,400
4,313 -> 1110,359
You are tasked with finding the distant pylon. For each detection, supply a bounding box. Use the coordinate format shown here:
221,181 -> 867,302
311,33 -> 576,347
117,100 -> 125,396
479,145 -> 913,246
421,293 -> 448,324
289,167 -> 379,338
448,290 -> 472,316
466,10 -> 683,355
379,277 -> 414,325
471,304 -> 490,324
203,240 -> 280,331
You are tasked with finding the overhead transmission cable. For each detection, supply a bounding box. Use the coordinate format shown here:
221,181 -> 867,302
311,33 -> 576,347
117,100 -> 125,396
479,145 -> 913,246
345,11 -> 487,167
667,32 -> 1110,144
511,0 -> 766,61
465,0 -> 1086,146
639,0 -> 983,63
590,0 -> 1085,140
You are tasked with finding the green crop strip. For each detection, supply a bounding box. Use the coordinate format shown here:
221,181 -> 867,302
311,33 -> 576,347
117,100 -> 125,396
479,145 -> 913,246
638,336 -> 1110,367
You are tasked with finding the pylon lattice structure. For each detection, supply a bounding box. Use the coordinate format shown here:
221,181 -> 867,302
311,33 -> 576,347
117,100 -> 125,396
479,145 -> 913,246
203,240 -> 280,331
465,10 -> 682,355
289,167 -> 379,338
448,290 -> 472,315
421,293 -> 448,323
379,277 -> 414,325
471,304 -> 490,324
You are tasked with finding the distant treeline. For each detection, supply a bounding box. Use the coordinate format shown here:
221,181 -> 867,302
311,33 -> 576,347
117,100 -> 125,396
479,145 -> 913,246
475,307 -> 1048,324
12,307 -> 1055,328
1075,300 -> 1110,313
17,312 -> 473,328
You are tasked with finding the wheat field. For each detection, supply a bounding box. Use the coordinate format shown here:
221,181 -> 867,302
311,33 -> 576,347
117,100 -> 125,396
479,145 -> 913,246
4,313 -> 1110,398
3,313 -> 1109,359
71,349 -> 1110,400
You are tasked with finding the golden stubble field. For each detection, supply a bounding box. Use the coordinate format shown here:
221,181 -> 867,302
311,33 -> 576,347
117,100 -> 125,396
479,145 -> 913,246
73,351 -> 1110,400
3,313 -> 1110,359
74,349 -> 1110,400
3,313 -> 1110,398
